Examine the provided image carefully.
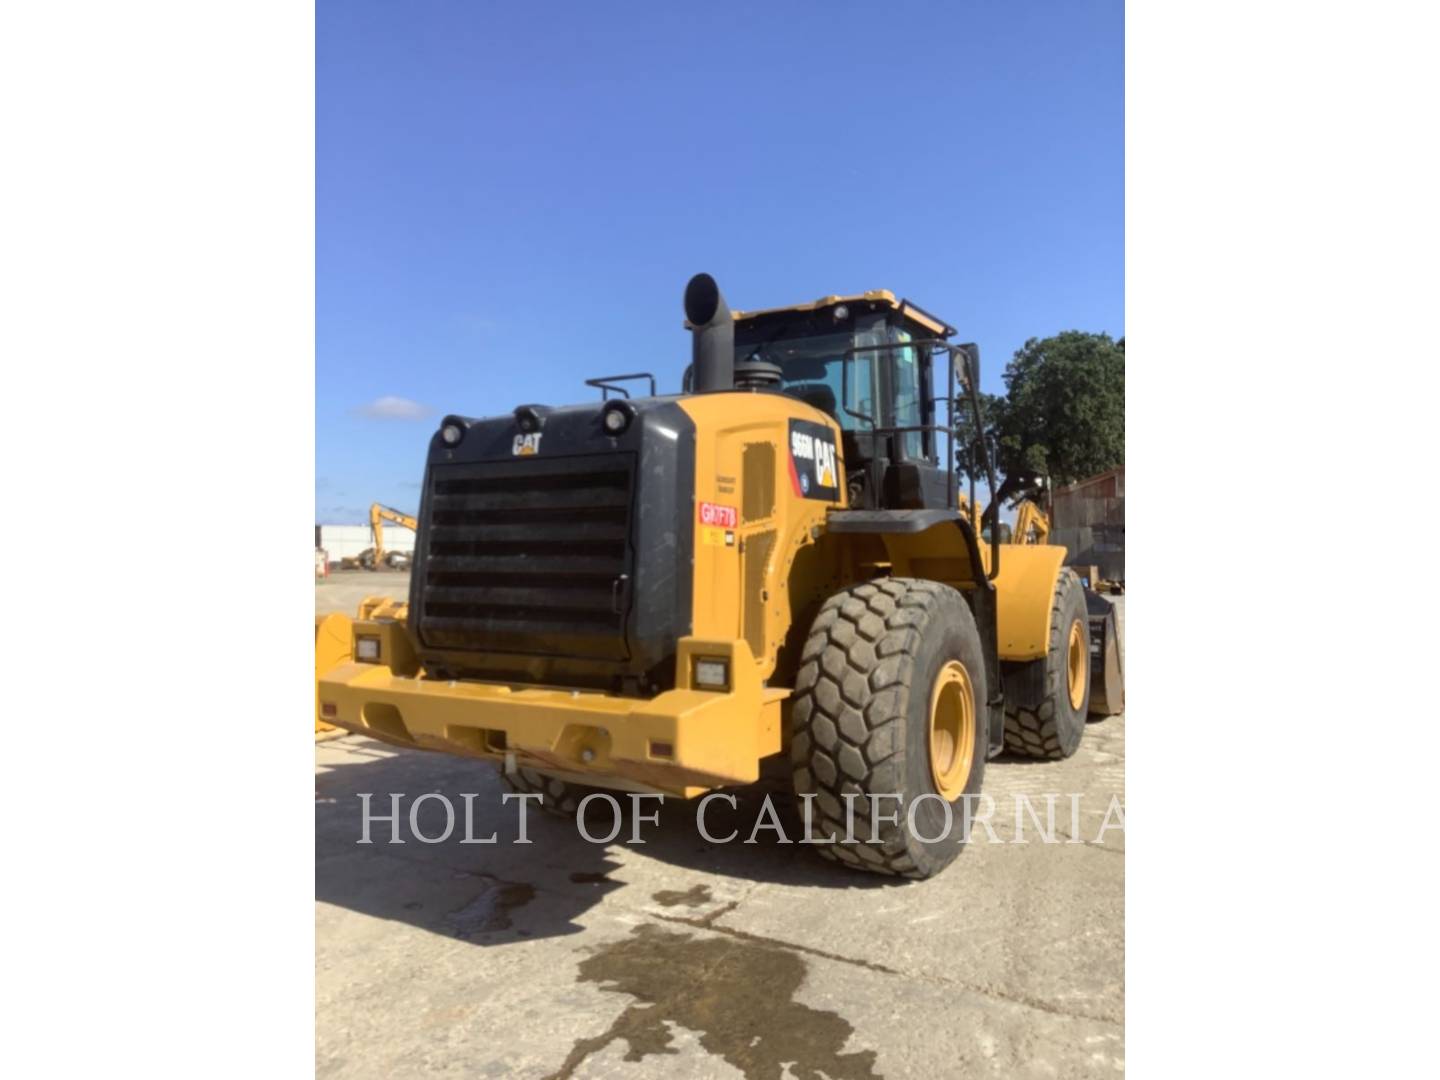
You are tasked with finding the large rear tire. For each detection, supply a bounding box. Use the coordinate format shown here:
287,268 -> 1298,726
790,578 -> 988,880
1002,568 -> 1091,759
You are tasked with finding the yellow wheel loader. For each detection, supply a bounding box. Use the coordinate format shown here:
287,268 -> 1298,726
316,274 -> 1123,879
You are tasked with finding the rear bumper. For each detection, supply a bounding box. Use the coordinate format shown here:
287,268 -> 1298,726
317,634 -> 786,797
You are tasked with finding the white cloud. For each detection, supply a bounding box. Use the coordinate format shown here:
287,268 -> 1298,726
355,395 -> 434,421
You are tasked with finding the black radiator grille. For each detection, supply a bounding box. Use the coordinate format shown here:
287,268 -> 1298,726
417,455 -> 636,660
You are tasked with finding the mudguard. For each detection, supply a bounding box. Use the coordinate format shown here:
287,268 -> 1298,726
315,612 -> 353,734
989,545 -> 1068,661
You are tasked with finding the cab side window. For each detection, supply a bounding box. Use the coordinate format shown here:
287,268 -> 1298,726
889,329 -> 924,460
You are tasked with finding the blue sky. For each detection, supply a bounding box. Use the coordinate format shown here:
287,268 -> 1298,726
317,0 -> 1123,522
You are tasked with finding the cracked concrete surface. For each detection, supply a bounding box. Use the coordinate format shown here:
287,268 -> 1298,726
317,574 -> 1124,1077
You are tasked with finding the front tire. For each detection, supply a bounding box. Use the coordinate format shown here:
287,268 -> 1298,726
1002,568 -> 1091,759
790,578 -> 988,880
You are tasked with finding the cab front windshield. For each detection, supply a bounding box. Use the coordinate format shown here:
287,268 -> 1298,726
739,331 -> 875,429
736,319 -> 927,459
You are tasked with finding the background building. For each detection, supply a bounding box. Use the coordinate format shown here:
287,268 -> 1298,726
315,524 -> 415,564
1052,466 -> 1125,583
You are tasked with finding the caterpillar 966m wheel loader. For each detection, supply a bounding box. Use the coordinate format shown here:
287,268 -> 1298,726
316,274 -> 1123,879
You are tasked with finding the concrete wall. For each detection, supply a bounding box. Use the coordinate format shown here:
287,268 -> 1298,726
1051,467 -> 1125,582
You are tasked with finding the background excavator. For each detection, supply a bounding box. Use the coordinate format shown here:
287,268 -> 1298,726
959,488 -> 1119,712
956,492 -> 1047,546
339,503 -> 417,570
1011,499 -> 1050,545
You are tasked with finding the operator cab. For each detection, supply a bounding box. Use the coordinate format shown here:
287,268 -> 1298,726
731,291 -> 961,511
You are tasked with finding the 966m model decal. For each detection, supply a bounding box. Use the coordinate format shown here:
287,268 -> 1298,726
787,418 -> 840,501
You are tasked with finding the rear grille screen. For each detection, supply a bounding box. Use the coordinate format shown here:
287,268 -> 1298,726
742,528 -> 777,658
417,454 -> 636,661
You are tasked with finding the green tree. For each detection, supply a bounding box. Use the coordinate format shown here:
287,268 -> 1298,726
980,331 -> 1125,491
953,389 -> 1005,481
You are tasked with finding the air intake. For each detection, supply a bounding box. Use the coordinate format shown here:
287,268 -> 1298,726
684,273 -> 733,393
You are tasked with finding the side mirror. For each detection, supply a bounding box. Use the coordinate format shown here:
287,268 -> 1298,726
958,343 -> 980,388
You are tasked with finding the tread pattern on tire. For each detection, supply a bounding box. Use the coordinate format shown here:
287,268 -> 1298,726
790,577 -> 965,879
498,765 -> 589,816
1003,568 -> 1086,760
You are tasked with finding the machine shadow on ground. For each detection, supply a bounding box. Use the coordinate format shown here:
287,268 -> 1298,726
316,738 -> 904,951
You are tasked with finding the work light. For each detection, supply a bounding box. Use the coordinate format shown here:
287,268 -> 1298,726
694,658 -> 729,689
602,401 -> 634,434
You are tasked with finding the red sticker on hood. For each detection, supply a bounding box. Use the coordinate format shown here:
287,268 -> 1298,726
699,501 -> 738,528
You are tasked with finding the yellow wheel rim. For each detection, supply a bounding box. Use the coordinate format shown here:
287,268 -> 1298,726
1066,619 -> 1087,711
928,660 -> 976,801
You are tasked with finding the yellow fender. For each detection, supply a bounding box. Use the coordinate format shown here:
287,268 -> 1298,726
835,513 -> 1067,663
991,544 -> 1067,661
315,612 -> 353,733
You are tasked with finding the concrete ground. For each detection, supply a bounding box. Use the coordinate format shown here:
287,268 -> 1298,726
317,570 -> 1125,1078
315,569 -> 415,617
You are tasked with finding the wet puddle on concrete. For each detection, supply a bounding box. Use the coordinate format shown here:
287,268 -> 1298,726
651,883 -> 712,908
443,872 -> 536,938
546,920 -> 879,1080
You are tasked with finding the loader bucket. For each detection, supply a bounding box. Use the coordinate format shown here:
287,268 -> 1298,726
1084,594 -> 1125,717
315,612 -> 353,734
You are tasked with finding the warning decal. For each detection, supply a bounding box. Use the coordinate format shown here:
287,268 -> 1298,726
787,418 -> 841,502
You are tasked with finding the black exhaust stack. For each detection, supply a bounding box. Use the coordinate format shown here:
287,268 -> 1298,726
684,273 -> 733,393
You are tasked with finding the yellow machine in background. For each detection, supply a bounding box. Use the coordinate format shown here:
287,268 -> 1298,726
364,503 -> 416,569
1011,499 -> 1050,545
315,274 -> 1123,879
959,493 -> 1048,545
339,503 -> 418,571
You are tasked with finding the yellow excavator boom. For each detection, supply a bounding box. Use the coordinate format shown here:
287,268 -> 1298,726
368,503 -> 418,568
1012,499 -> 1050,545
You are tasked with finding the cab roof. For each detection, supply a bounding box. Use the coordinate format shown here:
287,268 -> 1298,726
732,289 -> 955,338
